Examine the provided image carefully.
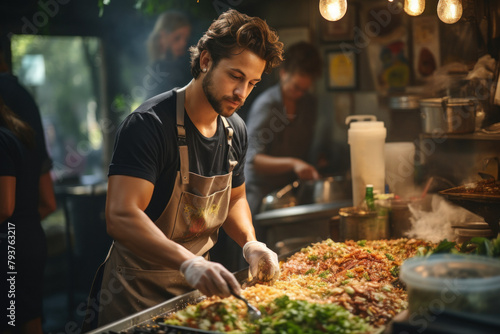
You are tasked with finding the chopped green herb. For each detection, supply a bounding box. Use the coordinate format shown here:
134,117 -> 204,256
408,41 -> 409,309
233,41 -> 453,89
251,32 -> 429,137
305,268 -> 316,275
323,251 -> 334,260
390,266 -> 400,277
363,272 -> 371,281
319,270 -> 330,278
346,271 -> 354,278
385,253 -> 395,261
308,254 -> 319,261
256,295 -> 371,333
357,240 -> 367,247
301,246 -> 311,253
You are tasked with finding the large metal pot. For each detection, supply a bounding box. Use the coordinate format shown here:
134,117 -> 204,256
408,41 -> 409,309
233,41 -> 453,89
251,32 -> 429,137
295,176 -> 351,205
260,176 -> 351,212
330,207 -> 389,241
419,97 -> 477,134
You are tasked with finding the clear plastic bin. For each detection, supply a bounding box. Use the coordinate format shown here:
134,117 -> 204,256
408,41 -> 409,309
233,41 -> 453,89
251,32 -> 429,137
400,254 -> 500,317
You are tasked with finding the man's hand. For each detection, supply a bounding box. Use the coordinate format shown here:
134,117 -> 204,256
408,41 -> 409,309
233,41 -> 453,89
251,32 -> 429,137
243,241 -> 280,283
292,158 -> 319,180
180,256 -> 241,297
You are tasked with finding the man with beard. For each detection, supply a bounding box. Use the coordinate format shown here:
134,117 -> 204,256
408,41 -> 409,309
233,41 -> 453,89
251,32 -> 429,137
82,9 -> 284,330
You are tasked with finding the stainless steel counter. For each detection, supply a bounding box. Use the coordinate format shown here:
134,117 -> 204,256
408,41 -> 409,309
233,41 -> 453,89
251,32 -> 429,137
254,201 -> 352,253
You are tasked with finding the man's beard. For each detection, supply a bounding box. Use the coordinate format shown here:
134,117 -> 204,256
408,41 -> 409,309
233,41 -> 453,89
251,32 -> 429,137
202,69 -> 244,117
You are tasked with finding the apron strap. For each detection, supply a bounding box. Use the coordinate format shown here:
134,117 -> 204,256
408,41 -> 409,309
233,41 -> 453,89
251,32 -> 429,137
175,86 -> 190,185
220,116 -> 233,147
220,116 -> 238,172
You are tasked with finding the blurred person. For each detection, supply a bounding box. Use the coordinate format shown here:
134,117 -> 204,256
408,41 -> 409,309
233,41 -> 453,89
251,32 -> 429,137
0,45 -> 56,334
0,96 -> 57,334
245,41 -> 323,216
82,9 -> 284,330
0,44 -> 55,203
145,10 -> 192,98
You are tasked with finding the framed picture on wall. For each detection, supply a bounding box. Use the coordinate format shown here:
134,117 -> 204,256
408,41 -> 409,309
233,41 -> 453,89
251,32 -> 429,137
325,48 -> 357,90
320,4 -> 357,41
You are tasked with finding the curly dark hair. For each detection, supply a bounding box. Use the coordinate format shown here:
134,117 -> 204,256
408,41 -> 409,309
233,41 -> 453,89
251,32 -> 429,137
190,9 -> 283,78
281,41 -> 322,79
0,96 -> 35,149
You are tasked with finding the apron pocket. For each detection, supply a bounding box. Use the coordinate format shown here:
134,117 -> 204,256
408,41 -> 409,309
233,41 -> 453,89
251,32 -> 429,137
170,185 -> 231,242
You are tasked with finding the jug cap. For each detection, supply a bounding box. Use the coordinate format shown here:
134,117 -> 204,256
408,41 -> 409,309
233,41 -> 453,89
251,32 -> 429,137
345,114 -> 377,125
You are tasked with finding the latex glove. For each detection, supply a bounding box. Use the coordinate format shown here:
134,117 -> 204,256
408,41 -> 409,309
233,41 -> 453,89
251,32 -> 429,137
180,256 -> 240,297
243,241 -> 280,283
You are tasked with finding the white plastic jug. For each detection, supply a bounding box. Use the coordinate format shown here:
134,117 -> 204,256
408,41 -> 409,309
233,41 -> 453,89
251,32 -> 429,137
346,115 -> 386,207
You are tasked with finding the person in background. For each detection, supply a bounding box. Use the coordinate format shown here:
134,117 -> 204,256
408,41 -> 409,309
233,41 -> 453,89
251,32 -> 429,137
0,43 -> 55,216
145,10 -> 192,98
0,43 -> 56,334
245,41 -> 323,217
0,96 -> 57,334
82,9 -> 284,330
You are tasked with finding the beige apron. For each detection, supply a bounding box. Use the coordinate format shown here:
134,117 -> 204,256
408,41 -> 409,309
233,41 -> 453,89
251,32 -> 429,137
83,87 -> 238,330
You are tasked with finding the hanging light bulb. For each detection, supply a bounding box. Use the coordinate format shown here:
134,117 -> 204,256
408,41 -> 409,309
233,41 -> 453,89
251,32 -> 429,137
437,0 -> 463,24
319,0 -> 348,22
404,0 -> 425,16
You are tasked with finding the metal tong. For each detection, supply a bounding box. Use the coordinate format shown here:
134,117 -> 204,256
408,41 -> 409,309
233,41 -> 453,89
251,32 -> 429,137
229,288 -> 261,321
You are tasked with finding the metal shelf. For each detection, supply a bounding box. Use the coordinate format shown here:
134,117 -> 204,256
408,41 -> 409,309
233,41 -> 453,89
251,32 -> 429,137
420,132 -> 500,141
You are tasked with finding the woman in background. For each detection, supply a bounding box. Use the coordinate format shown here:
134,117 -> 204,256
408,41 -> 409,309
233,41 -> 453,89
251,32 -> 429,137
0,96 -> 56,334
145,10 -> 192,98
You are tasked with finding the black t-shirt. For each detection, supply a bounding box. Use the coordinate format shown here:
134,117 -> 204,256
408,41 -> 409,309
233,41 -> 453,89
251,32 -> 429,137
0,127 -> 46,325
0,127 -> 41,222
109,89 -> 247,222
0,73 -> 52,173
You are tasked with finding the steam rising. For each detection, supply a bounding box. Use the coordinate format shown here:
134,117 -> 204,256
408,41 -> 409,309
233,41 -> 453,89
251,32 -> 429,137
405,194 -> 484,243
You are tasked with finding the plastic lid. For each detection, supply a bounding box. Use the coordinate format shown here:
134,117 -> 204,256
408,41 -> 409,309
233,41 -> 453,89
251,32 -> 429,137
400,254 -> 500,292
347,121 -> 387,141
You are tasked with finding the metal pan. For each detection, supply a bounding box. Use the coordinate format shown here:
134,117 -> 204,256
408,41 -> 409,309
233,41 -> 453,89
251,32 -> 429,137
439,183 -> 500,235
86,250 -> 300,334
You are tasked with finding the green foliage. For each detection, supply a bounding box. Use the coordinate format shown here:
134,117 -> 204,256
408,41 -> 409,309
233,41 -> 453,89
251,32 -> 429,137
425,235 -> 500,258
11,35 -> 104,176
431,239 -> 458,254
256,295 -> 372,334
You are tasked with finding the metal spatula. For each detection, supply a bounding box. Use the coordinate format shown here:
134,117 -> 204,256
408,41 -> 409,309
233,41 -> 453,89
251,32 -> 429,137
230,289 -> 261,321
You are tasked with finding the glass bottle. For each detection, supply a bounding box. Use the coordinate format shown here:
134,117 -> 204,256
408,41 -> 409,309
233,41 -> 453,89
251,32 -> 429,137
364,184 -> 376,211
